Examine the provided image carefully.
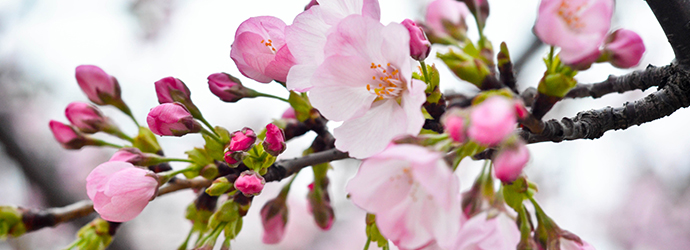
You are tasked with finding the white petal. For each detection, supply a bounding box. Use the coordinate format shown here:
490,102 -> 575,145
310,55 -> 376,121
333,99 -> 407,158
346,158 -> 412,213
402,79 -> 427,135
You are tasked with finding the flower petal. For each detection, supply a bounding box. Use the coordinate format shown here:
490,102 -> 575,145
86,161 -> 130,200
401,79 -> 427,135
346,158 -> 412,213
333,99 -> 407,158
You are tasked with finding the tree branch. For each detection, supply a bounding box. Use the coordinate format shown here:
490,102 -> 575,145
522,64 -> 690,143
646,0 -> 690,69
565,65 -> 668,98
264,148 -> 350,182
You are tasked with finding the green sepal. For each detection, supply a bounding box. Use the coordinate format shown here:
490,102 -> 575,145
132,126 -> 162,153
537,73 -> 578,98
501,177 -> 537,212
453,142 -> 485,169
244,144 -> 276,174
204,127 -> 230,162
288,91 -> 313,122
365,214 -> 389,248
223,217 -> 243,240
0,206 -> 25,239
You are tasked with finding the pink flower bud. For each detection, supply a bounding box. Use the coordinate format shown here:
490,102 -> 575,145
401,19 -> 431,61
65,102 -> 107,133
442,113 -> 466,143
86,161 -> 158,222
109,147 -> 155,166
561,238 -> 596,250
467,97 -> 517,146
49,120 -> 88,149
307,180 -> 335,230
154,77 -> 191,104
260,197 -> 288,244
514,100 -> 529,120
228,127 -> 256,151
224,151 -> 239,165
234,170 -> 265,196
263,123 -> 286,156
75,65 -> 121,105
146,103 -> 201,136
304,0 -> 318,10
604,29 -> 645,69
493,141 -> 530,183
425,0 -> 471,40
281,107 -> 296,120
207,73 -> 255,103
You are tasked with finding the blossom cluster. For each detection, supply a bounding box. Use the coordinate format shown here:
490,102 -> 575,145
29,0 -> 648,249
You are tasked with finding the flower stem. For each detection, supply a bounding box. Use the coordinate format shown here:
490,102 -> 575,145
160,158 -> 195,164
111,129 -> 134,143
419,61 -> 431,84
200,128 -> 223,144
256,92 -> 289,103
363,235 -> 371,250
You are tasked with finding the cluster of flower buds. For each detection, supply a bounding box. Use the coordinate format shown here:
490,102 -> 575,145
223,127 -> 257,166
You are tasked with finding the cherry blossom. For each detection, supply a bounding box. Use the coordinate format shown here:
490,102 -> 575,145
308,15 -> 426,158
285,0 -> 381,91
347,144 -> 461,249
467,97 -> 517,146
231,16 -> 296,83
452,212 -> 520,250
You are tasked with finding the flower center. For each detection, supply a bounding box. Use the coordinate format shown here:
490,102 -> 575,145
366,62 -> 404,100
557,1 -> 586,32
260,39 -> 277,54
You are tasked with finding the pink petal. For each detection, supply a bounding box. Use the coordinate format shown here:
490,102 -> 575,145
86,161 -> 131,200
309,55 -> 377,121
232,32 -> 276,83
103,168 -> 158,197
401,79 -> 427,135
346,158 -> 413,213
377,198 -> 434,249
324,15 -> 385,61
333,99 -> 408,158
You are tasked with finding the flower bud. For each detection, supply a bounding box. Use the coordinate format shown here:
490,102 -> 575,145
263,123 -> 286,156
603,29 -> 645,69
304,0 -> 318,10
307,179 -> 335,230
200,164 -> 219,180
281,107 -> 296,120
109,147 -> 145,165
49,120 -> 89,149
401,19 -> 431,61
467,97 -> 517,146
228,127 -> 256,151
154,76 -> 191,104
442,110 -> 467,143
208,72 -> 259,103
206,177 -> 232,196
260,196 -> 288,244
224,150 -> 246,166
68,218 -> 114,250
75,65 -> 121,105
65,102 -> 109,134
86,161 -> 159,222
0,206 -> 26,238
537,72 -> 578,98
425,0 -> 471,43
146,103 -> 201,136
234,170 -> 265,196
493,140 -> 530,183
437,50 -> 491,89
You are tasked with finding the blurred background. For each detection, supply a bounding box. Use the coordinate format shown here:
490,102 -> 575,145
0,0 -> 687,249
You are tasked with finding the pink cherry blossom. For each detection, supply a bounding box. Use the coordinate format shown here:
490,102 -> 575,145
75,65 -> 121,105
228,127 -> 257,151
260,196 -> 289,244
304,0 -> 319,10
452,212 -> 520,250
65,101 -> 107,133
493,141 -> 530,183
424,0 -> 471,39
154,76 -> 190,104
231,16 -> 296,83
534,0 -> 614,65
467,97 -> 517,146
561,238 -> 596,250
234,170 -> 265,196
347,144 -> 461,249
146,103 -> 201,136
604,29 -> 645,68
224,151 -> 240,165
402,19 -> 431,61
285,0 -> 381,91
263,123 -> 286,156
86,161 -> 159,222
308,15 -> 426,158
49,120 -> 87,149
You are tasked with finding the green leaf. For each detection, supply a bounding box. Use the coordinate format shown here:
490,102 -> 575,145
288,91 -> 313,122
185,148 -> 213,166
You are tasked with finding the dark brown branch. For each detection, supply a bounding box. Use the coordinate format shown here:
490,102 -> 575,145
646,0 -> 690,69
565,65 -> 667,98
264,148 -> 350,182
522,64 -> 690,143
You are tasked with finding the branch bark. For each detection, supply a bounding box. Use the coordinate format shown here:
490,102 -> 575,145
522,64 -> 690,143
565,65 -> 667,98
646,0 -> 690,69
